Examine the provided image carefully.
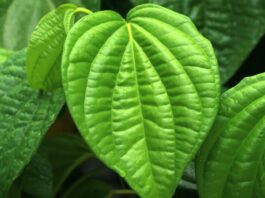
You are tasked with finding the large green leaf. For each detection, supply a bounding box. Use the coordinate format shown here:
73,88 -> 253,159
26,4 -> 78,90
196,72 -> 265,198
131,0 -> 265,83
3,0 -> 55,50
0,51 -> 64,196
40,134 -> 92,194
62,4 -> 220,198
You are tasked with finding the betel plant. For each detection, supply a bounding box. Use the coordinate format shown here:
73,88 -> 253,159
0,0 -> 264,198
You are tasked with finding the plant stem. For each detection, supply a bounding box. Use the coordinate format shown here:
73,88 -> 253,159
106,189 -> 135,198
74,7 -> 93,15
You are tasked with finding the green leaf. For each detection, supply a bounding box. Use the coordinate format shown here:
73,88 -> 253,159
131,0 -> 265,83
62,178 -> 111,198
40,133 -> 92,194
0,51 -> 64,196
26,4 -> 78,91
20,153 -> 53,198
62,4 -> 220,198
196,72 -> 265,198
3,0 -> 55,50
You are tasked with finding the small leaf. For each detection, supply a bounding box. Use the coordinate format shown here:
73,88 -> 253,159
196,72 -> 265,198
0,51 -> 64,196
26,4 -> 78,90
3,0 -> 55,50
62,4 -> 220,198
40,133 -> 92,194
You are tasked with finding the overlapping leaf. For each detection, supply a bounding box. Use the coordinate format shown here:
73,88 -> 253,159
62,4 -> 220,198
3,0 -> 54,50
196,72 -> 265,198
40,134 -> 92,193
26,4 -> 78,90
131,0 -> 265,83
0,51 -> 64,196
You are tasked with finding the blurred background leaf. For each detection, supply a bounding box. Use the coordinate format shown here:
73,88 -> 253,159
3,0 -> 55,50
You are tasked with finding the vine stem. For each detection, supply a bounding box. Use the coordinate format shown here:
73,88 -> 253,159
105,189 -> 136,198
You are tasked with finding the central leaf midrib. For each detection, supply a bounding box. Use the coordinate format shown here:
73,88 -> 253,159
126,22 -> 160,196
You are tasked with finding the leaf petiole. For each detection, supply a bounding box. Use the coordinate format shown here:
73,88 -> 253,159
74,7 -> 93,15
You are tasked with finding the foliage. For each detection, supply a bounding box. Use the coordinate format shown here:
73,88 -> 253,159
0,0 -> 264,198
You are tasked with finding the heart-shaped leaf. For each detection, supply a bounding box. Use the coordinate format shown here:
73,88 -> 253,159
62,4 -> 220,198
26,4 -> 78,90
196,72 -> 265,198
0,51 -> 64,196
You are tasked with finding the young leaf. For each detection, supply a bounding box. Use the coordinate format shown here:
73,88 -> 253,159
26,4 -> 78,91
62,4 -> 220,198
40,133 -> 92,194
131,0 -> 265,83
3,0 -> 55,50
0,51 -> 64,196
196,72 -> 265,198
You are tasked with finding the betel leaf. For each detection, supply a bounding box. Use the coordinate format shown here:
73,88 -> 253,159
196,72 -> 265,198
62,4 -> 220,198
3,0 -> 54,50
40,133 -> 92,194
26,4 -> 78,91
131,0 -> 265,83
0,51 -> 64,196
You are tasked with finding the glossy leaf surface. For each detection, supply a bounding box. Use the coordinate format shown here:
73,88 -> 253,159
0,51 -> 64,196
196,73 -> 265,198
62,4 -> 220,198
131,0 -> 265,83
3,0 -> 54,50
27,4 -> 77,90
